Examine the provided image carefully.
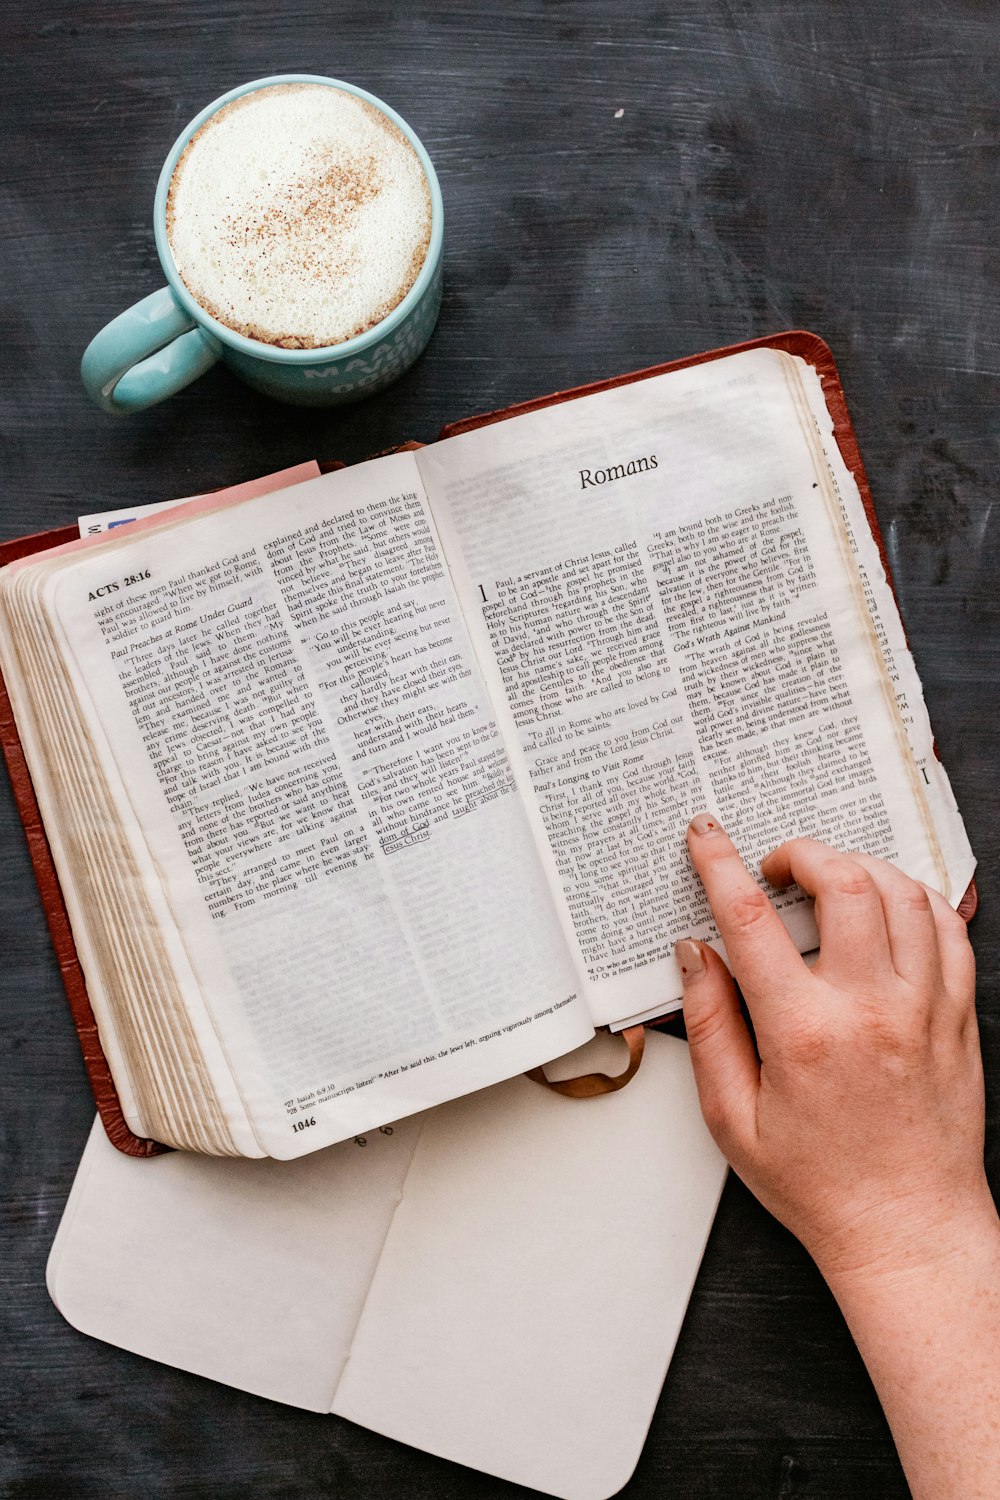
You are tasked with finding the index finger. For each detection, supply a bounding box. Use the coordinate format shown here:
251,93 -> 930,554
687,813 -> 804,1000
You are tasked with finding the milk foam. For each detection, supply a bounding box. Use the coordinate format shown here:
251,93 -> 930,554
166,84 -> 433,349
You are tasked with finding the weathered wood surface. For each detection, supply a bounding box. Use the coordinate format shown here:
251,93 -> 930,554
2,3 -> 998,1496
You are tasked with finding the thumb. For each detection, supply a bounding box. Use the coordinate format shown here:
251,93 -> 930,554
675,939 -> 759,1153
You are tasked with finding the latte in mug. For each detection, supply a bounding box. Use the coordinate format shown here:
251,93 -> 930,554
165,82 -> 433,351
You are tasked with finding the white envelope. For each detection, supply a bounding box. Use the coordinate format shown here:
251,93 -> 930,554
48,1031 -> 726,1500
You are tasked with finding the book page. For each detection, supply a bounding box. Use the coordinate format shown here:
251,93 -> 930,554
418,348 -> 975,1028
46,453 -> 591,1157
0,464 -> 323,1152
794,362 -> 974,883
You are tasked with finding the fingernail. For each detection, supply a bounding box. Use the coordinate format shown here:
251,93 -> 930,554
689,812 -> 724,837
675,938 -> 705,978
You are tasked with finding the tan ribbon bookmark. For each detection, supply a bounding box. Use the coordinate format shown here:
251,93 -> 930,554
526,1025 -> 646,1097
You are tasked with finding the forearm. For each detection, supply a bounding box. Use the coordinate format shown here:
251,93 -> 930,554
679,820 -> 995,1491
820,1195 -> 1000,1500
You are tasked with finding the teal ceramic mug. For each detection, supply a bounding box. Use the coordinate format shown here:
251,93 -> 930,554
81,75 -> 444,414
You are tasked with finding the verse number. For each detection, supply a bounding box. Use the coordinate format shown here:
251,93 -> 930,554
123,569 -> 151,587
292,1117 -> 317,1133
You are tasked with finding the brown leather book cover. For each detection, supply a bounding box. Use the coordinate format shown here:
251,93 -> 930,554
0,333 -> 976,1157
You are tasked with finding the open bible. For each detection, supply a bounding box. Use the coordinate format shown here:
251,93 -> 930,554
0,335 -> 975,1159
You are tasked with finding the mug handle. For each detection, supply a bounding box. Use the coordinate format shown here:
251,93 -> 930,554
81,287 -> 222,415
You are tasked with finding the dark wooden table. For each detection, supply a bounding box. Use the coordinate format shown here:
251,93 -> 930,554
2,3 -> 998,1497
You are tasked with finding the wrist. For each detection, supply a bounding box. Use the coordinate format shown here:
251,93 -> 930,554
812,1186 -> 1000,1500
810,1180 -> 1000,1306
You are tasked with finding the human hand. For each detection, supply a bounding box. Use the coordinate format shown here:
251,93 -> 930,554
676,815 -> 988,1285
